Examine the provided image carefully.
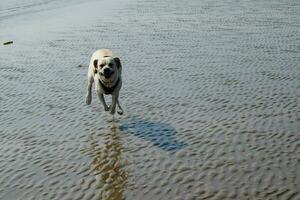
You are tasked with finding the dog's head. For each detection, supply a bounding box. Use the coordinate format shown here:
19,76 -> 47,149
93,56 -> 122,83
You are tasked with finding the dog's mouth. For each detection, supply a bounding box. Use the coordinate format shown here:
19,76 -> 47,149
98,74 -> 117,86
101,70 -> 114,79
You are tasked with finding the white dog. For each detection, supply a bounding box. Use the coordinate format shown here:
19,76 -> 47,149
85,49 -> 123,115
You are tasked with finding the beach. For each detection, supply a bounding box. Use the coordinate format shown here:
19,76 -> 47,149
0,0 -> 300,199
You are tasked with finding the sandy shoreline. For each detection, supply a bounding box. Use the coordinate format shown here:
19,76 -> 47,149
1,0 -> 300,199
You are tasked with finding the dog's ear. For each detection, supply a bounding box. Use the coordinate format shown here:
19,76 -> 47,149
114,57 -> 122,69
93,59 -> 98,73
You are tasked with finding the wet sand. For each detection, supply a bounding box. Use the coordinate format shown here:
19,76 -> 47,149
1,0 -> 300,199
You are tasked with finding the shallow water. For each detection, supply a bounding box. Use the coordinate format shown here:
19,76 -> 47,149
0,0 -> 300,199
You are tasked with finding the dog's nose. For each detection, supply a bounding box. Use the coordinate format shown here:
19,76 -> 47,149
103,68 -> 111,77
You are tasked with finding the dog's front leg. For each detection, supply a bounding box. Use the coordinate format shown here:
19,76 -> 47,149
85,75 -> 94,105
117,99 -> 123,115
96,90 -> 109,111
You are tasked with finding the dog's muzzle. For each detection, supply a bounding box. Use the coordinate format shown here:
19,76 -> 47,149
102,68 -> 114,79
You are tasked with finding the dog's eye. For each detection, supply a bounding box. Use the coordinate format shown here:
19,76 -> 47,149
108,63 -> 113,67
100,64 -> 105,68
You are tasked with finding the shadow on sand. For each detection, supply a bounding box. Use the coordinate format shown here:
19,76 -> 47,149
120,116 -> 186,152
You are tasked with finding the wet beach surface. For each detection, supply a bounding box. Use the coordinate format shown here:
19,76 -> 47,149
1,0 -> 300,199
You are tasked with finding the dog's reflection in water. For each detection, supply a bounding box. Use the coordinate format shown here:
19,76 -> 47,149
90,124 -> 127,200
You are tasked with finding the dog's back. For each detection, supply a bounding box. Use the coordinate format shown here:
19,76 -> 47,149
93,49 -> 113,59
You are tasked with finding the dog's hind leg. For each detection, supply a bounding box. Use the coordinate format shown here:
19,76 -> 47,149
96,91 -> 109,111
110,93 -> 119,115
85,75 -> 94,105
116,99 -> 123,115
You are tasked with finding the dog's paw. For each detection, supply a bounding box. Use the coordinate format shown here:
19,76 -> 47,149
110,109 -> 116,115
117,110 -> 123,115
105,105 -> 110,111
85,94 -> 91,105
109,106 -> 116,115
